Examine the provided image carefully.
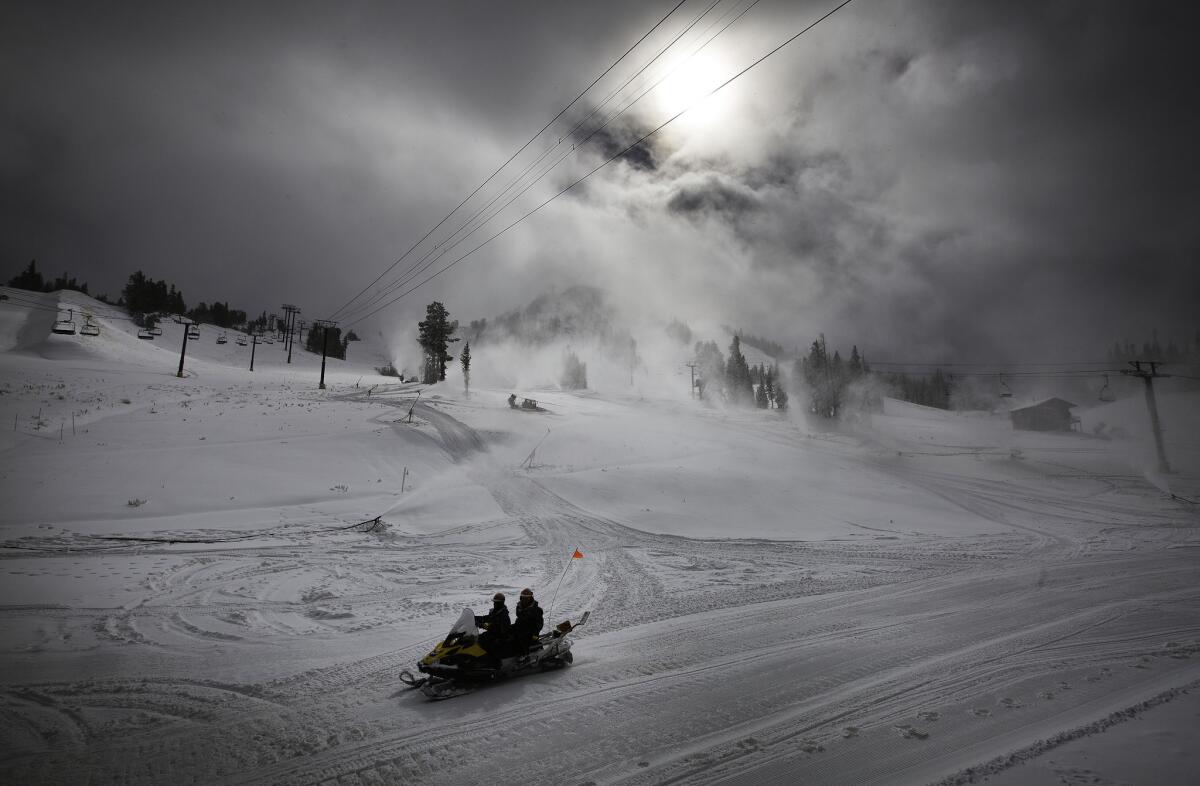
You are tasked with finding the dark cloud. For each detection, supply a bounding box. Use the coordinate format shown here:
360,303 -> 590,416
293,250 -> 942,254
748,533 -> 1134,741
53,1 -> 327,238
2,0 -> 1197,362
577,121 -> 659,173
666,172 -> 757,221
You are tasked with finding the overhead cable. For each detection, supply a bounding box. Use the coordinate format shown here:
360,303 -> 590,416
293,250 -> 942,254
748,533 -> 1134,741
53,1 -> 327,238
344,0 -> 857,327
327,0 -> 691,321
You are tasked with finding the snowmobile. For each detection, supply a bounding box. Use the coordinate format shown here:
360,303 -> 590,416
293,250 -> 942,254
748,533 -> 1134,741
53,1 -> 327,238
400,607 -> 589,700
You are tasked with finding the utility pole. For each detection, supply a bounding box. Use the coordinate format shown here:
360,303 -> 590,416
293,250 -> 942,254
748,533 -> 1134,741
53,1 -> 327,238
176,319 -> 193,378
249,332 -> 259,371
686,362 -> 698,398
1122,361 -> 1173,474
313,319 -> 337,389
281,304 -> 299,363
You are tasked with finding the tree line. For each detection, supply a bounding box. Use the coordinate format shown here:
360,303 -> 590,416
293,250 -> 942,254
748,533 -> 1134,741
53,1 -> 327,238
7,260 -> 91,296
1106,330 -> 1200,365
413,300 -> 989,419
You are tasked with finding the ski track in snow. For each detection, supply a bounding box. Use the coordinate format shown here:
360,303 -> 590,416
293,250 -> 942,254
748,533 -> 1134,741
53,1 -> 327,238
2,355 -> 1200,784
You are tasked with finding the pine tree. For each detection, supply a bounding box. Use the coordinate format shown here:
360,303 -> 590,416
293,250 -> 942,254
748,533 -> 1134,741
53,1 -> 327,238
417,302 -> 460,384
802,334 -> 848,417
461,341 -> 472,398
849,345 -> 863,378
561,349 -> 588,389
7,260 -> 46,291
726,336 -> 753,405
305,323 -> 345,359
694,341 -> 725,400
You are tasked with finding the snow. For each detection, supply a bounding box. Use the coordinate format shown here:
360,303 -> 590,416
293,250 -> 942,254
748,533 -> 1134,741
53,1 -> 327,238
2,290 -> 1199,784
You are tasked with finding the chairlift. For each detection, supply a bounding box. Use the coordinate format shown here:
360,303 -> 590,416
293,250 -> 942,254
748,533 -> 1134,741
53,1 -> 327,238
52,309 -> 77,335
236,335 -> 248,346
80,319 -> 100,337
1098,374 -> 1115,403
997,373 -> 1013,399
137,327 -> 155,340
216,333 -> 228,345
151,326 -> 162,336
187,326 -> 200,340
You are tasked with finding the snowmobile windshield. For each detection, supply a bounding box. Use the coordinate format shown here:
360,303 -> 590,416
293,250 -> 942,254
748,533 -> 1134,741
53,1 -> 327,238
448,608 -> 478,639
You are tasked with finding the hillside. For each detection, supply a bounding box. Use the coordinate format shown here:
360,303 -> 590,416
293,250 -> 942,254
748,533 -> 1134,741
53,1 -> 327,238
2,288 -> 1199,785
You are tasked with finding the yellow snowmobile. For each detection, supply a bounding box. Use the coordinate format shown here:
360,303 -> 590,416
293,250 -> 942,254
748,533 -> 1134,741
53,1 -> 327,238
400,607 -> 589,700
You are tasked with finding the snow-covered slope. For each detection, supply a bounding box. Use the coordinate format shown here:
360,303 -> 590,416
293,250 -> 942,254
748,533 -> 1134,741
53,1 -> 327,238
2,291 -> 1199,785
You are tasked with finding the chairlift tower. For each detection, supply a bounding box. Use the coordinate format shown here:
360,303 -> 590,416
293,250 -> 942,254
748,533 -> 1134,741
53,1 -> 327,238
1121,361 -> 1172,474
313,319 -> 338,389
176,319 -> 195,378
281,304 -> 300,363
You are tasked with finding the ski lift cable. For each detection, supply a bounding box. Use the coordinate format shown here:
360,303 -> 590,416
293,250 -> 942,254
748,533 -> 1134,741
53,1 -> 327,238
6,291 -> 140,324
339,0 -> 761,324
335,0 -> 751,325
327,0 -> 692,322
333,0 -> 740,324
344,0 -> 858,328
0,293 -> 183,328
869,360 -> 1116,368
877,369 -> 1129,380
1,295 -> 229,336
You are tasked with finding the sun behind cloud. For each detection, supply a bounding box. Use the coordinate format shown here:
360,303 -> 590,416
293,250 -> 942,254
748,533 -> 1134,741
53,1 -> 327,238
651,49 -> 732,129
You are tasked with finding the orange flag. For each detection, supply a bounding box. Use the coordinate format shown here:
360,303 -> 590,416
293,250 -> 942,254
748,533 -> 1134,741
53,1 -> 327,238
572,549 -> 584,559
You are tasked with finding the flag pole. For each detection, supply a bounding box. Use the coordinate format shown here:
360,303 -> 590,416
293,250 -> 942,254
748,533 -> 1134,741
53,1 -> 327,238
546,547 -> 579,622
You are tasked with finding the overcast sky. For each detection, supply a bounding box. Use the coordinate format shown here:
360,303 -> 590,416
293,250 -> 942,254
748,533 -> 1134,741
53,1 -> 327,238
2,0 -> 1197,362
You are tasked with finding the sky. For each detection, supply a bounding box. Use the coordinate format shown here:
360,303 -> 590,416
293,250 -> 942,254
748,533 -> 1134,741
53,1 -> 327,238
2,0 -> 1197,363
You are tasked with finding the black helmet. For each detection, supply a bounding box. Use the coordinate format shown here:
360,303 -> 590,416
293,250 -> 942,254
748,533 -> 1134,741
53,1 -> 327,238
493,592 -> 505,603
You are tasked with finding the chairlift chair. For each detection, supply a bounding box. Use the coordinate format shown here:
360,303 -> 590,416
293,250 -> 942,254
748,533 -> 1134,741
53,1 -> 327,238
997,374 -> 1013,399
80,319 -> 100,337
1098,375 -> 1115,403
216,333 -> 228,345
236,335 -> 248,346
187,326 -> 200,340
137,327 -> 155,340
52,310 -> 77,335
151,326 -> 163,336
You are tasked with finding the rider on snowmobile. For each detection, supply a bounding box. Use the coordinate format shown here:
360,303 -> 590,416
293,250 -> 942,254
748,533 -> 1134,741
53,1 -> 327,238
475,592 -> 511,660
510,587 -> 544,654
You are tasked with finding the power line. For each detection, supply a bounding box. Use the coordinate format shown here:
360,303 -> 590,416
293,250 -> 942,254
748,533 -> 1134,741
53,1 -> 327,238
335,0 -> 748,325
343,0 -> 858,327
327,0 -> 691,322
876,369 -> 1125,379
869,360 -> 1117,368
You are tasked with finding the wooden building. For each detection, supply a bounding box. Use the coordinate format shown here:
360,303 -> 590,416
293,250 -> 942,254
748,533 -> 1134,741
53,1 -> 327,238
1009,398 -> 1079,432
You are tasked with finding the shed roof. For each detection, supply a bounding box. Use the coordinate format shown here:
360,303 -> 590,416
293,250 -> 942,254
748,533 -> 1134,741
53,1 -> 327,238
1009,397 -> 1078,413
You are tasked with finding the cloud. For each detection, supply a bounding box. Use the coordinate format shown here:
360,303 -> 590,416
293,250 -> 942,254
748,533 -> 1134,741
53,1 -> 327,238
2,0 -> 1196,364
666,171 -> 759,223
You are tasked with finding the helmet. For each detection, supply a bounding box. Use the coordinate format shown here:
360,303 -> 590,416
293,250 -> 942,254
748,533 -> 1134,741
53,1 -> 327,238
493,592 -> 505,602
519,588 -> 534,602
